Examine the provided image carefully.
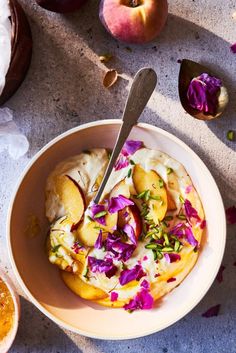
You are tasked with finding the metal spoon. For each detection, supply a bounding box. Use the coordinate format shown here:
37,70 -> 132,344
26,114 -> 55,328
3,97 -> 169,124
93,67 -> 157,204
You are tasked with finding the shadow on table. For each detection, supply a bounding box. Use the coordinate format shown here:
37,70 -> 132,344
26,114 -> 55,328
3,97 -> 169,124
10,297 -> 81,353
63,4 -> 236,152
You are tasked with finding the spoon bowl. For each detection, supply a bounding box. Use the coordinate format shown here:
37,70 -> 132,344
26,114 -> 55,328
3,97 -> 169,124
178,59 -> 229,121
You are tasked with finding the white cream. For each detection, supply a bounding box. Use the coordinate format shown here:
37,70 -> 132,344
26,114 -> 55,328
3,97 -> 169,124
46,147 -> 204,300
0,0 -> 12,95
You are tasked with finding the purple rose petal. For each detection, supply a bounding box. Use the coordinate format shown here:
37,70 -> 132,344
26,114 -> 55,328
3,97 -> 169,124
121,140 -> 143,157
167,277 -> 176,283
230,43 -> 236,54
110,292 -> 118,302
89,203 -> 106,226
185,185 -> 192,194
124,288 -> 154,312
184,199 -> 201,222
164,253 -> 181,263
114,140 -> 143,171
185,226 -> 198,247
114,155 -> 129,171
141,279 -> 150,289
105,233 -> 136,262
88,256 -> 117,278
123,224 -> 137,245
216,265 -> 225,283
119,264 -> 146,286
94,230 -> 103,249
187,73 -> 222,115
200,219 -> 206,229
226,206 -> 236,224
202,304 -> 221,318
108,195 -> 134,214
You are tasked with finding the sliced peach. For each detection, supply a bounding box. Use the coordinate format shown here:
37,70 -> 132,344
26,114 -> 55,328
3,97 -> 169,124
118,204 -> 142,240
167,191 -> 177,211
133,164 -> 167,223
77,212 -> 118,247
55,175 -> 85,226
61,271 -> 108,300
109,179 -> 130,198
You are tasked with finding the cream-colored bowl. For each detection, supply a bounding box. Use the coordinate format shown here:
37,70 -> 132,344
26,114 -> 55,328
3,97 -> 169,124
7,120 -> 226,339
0,270 -> 20,353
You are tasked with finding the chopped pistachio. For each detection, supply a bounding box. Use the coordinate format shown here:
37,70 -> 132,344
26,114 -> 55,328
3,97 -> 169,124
159,179 -> 164,188
164,215 -> 173,221
83,266 -> 89,279
99,53 -> 113,63
87,215 -> 94,222
167,167 -> 173,175
127,168 -> 132,178
163,233 -> 170,246
94,211 -> 107,218
145,243 -> 159,250
52,244 -> 61,253
174,240 -> 181,252
152,249 -> 158,261
156,252 -> 163,260
179,195 -> 185,203
227,130 -> 235,141
150,195 -> 162,201
144,190 -> 151,202
178,214 -> 187,220
162,246 -> 174,252
130,159 -> 135,165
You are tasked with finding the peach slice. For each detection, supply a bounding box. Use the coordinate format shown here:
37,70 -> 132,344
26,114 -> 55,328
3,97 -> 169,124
132,164 -> 167,223
55,175 -> 85,226
77,212 -> 118,247
118,204 -> 142,240
61,271 -> 108,300
167,191 -> 177,211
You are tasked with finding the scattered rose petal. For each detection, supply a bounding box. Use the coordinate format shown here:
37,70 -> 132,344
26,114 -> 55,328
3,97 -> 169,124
108,195 -> 134,214
103,69 -> 118,88
123,224 -> 137,245
167,277 -> 176,283
124,288 -> 154,311
226,206 -> 236,224
94,230 -> 103,249
202,304 -> 221,318
105,233 -> 136,262
164,253 -> 181,263
110,291 -> 118,302
216,265 -> 225,283
143,255 -> 148,261
71,241 -> 84,254
185,185 -> 192,194
141,279 -> 150,289
99,53 -> 113,63
121,140 -> 143,157
230,43 -> 236,54
88,256 -> 117,278
184,199 -> 201,222
119,264 -> 146,286
114,155 -> 129,171
187,73 -> 222,115
200,219 -> 206,229
185,226 -> 198,247
89,203 -> 106,225
233,261 -> 236,267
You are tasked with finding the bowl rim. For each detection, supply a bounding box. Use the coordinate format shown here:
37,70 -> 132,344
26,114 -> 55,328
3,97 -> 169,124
6,119 -> 226,340
0,269 -> 20,353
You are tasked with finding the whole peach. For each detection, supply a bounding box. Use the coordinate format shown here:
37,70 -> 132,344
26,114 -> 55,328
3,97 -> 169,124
99,0 -> 168,44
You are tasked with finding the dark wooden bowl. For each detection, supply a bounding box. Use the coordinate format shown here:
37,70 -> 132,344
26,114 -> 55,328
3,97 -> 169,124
0,0 -> 32,106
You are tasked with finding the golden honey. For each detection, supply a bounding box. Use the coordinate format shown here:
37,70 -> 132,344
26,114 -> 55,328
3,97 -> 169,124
0,278 -> 14,342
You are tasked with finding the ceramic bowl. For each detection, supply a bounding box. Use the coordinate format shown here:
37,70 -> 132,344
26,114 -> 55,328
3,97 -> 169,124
7,120 -> 226,339
0,270 -> 20,353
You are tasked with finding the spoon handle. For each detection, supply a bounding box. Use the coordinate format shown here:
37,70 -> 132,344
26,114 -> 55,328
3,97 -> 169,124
93,67 -> 157,204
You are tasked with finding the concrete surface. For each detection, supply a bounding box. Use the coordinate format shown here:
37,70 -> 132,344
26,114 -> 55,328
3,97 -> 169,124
0,0 -> 235,352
